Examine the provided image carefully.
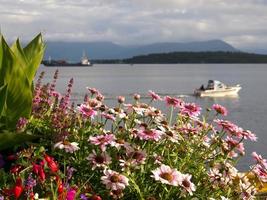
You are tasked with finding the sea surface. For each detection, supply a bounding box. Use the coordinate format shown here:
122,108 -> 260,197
37,64 -> 267,170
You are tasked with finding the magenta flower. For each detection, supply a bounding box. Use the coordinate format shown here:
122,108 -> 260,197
77,103 -> 97,118
178,173 -> 196,196
137,128 -> 163,141
89,134 -> 116,151
151,164 -> 181,186
101,170 -> 129,190
164,96 -> 183,107
87,150 -> 111,169
148,90 -> 162,101
180,103 -> 201,117
212,104 -> 228,116
66,188 -> 76,200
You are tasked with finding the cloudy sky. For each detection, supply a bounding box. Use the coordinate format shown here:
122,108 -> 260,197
1,0 -> 267,52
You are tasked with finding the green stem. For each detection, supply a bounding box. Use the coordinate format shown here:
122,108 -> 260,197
129,177 -> 144,200
169,106 -> 174,126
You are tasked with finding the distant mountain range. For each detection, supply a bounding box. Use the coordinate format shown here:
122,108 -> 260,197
44,40 -> 238,61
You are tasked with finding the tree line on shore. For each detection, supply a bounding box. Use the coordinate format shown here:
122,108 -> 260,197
92,51 -> 267,64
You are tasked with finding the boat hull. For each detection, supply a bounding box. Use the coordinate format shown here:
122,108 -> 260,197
194,86 -> 241,97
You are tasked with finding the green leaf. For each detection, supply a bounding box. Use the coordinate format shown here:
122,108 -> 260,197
0,34 -> 45,130
0,131 -> 38,150
23,33 -> 46,82
0,84 -> 7,115
1,38 -> 33,128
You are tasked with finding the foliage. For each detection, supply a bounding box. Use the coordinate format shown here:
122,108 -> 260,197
0,34 -> 45,150
123,51 -> 267,64
0,72 -> 267,199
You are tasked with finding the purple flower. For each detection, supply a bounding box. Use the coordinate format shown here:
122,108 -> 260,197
24,174 -> 37,190
67,166 -> 76,180
80,194 -> 88,200
16,117 -> 28,132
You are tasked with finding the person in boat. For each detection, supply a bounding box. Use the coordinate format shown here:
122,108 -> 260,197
199,84 -> 205,91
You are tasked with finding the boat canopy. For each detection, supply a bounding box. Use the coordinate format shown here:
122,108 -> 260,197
206,80 -> 226,90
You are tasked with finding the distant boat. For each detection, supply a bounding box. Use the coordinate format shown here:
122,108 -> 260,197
194,80 -> 241,97
42,51 -> 93,67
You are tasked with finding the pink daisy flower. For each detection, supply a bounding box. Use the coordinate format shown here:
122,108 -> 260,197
164,96 -> 183,107
101,170 -> 129,190
148,90 -> 162,101
87,150 -> 111,169
180,103 -> 201,118
164,130 -> 180,143
178,173 -> 196,196
126,149 -> 147,165
214,119 -> 243,138
101,113 -> 116,121
225,136 -> 245,156
54,141 -> 80,153
212,104 -> 228,116
253,164 -> 267,182
151,164 -> 181,186
242,130 -> 257,141
252,152 -> 267,168
77,103 -> 97,118
89,134 -> 116,151
137,128 -> 163,141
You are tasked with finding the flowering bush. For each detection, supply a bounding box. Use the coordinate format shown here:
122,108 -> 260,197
0,70 -> 267,200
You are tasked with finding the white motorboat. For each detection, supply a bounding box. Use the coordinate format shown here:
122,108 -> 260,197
194,80 -> 241,97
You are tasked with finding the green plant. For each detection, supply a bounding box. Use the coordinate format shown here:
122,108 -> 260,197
0,34 -> 45,150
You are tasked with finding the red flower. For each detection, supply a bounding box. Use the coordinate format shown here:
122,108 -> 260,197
32,163 -> 40,174
48,160 -> 59,172
38,167 -> 46,181
44,154 -> 53,163
13,178 -> 23,199
57,183 -> 64,194
10,165 -> 23,174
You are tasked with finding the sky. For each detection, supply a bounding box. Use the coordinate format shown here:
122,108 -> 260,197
1,0 -> 267,52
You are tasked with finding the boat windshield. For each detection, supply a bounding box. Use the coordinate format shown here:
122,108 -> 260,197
206,80 -> 226,90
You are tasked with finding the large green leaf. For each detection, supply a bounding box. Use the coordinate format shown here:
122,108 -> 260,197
0,131 -> 38,150
23,33 -> 45,82
0,84 -> 7,115
0,37 -> 33,128
0,34 -> 45,149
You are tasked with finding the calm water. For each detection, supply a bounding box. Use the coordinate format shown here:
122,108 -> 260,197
38,64 -> 267,170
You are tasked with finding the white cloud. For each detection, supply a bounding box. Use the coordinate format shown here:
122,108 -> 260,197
0,0 -> 267,51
